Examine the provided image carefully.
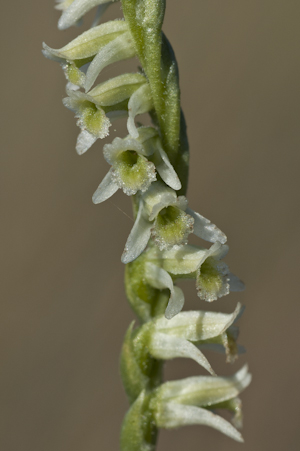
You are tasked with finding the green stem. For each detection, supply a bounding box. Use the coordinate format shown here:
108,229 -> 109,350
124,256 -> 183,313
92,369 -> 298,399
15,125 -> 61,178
120,1 -> 190,449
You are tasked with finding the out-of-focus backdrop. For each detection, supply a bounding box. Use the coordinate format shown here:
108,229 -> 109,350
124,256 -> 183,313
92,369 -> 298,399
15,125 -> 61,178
1,1 -> 300,450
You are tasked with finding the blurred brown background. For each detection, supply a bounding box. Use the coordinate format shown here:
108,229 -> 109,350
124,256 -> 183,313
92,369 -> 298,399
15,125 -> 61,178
1,1 -> 300,450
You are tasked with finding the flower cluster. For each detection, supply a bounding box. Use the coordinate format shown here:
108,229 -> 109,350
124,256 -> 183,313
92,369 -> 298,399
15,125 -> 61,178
44,0 -> 251,448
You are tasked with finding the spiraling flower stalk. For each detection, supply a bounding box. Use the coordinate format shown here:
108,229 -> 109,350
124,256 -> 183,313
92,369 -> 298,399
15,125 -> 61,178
43,1 -> 251,449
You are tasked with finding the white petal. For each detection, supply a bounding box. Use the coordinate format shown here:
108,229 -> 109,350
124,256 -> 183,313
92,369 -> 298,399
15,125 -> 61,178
58,0 -> 115,30
103,136 -> 144,165
164,286 -> 185,319
145,262 -> 174,291
142,181 -> 177,221
156,403 -> 244,442
154,145 -> 181,191
159,245 -> 209,275
85,32 -> 135,92
229,272 -> 245,291
42,43 -> 65,63
88,73 -> 146,107
76,130 -> 97,154
121,202 -> 152,264
186,208 -> 227,244
127,84 -> 153,138
157,364 -> 252,407
144,263 -> 185,319
150,333 -> 215,375
155,303 -> 242,341
45,20 -> 128,60
92,169 -> 119,204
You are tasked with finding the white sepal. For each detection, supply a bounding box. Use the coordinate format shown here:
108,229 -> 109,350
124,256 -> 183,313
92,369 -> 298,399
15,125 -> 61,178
85,32 -> 136,92
157,245 -> 208,275
43,20 -> 128,61
186,207 -> 227,244
121,201 -> 152,264
92,168 -> 119,204
154,303 -> 242,341
88,73 -> 147,107
149,333 -> 215,375
156,364 -> 251,407
127,84 -> 154,138
153,143 -> 182,191
142,182 -> 177,221
76,130 -> 98,155
145,262 -> 185,318
155,403 -> 244,442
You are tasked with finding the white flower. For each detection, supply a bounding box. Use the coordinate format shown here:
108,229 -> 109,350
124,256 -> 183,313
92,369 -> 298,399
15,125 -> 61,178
148,241 -> 245,304
121,181 -> 195,264
63,89 -> 111,154
151,364 -> 252,442
121,182 -> 227,264
92,127 -> 181,201
56,0 -> 118,30
42,20 -> 135,91
146,303 -> 242,373
63,73 -> 151,154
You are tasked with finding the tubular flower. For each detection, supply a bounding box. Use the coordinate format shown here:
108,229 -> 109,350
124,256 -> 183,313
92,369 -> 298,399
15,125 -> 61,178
146,241 -> 244,305
150,365 -> 252,442
121,182 -> 228,265
63,73 -> 150,154
63,89 -> 111,154
92,127 -> 181,201
135,303 -> 243,373
121,181 -> 195,264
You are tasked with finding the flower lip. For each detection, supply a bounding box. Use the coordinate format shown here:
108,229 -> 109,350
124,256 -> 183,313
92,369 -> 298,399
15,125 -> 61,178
111,151 -> 156,196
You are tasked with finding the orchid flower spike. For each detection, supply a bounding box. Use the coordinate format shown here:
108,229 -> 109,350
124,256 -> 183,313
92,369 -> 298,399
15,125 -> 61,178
151,364 -> 252,442
92,127 -> 181,202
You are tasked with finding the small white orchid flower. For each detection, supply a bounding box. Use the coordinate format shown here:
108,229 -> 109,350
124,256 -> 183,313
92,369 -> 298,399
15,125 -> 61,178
151,364 -> 251,442
63,73 -> 150,154
92,127 -> 181,202
121,181 -> 195,264
149,241 -> 245,303
145,303 -> 242,373
56,0 -> 118,30
121,183 -> 227,263
43,20 -> 135,91
63,90 -> 111,155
